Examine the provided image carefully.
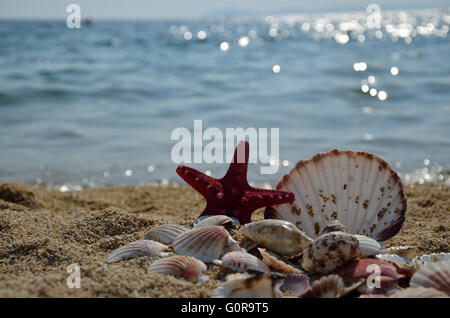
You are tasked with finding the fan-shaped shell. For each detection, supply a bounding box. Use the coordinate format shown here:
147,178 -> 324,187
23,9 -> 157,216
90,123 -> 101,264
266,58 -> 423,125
212,273 -> 282,298
303,275 -> 345,298
144,224 -> 188,244
173,226 -> 238,262
265,150 -> 407,242
376,254 -> 414,269
148,255 -> 208,282
301,231 -> 360,273
280,274 -> 310,297
389,287 -> 448,298
411,253 -> 450,267
240,219 -> 312,256
107,240 -> 168,263
258,248 -> 302,274
354,234 -> 381,257
219,251 -> 270,273
410,261 -> 450,295
193,215 -> 240,228
379,246 -> 419,259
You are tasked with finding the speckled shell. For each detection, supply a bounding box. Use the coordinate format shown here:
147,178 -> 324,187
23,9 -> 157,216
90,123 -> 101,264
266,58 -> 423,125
389,287 -> 448,298
220,251 -> 270,273
301,231 -> 360,273
320,219 -> 348,234
144,224 -> 188,244
107,240 -> 168,263
212,273 -> 282,298
240,219 -> 313,256
265,150 -> 407,242
148,255 -> 208,282
410,261 -> 450,295
354,234 -> 381,257
379,246 -> 419,259
173,226 -> 238,263
258,248 -> 302,274
193,215 -> 240,228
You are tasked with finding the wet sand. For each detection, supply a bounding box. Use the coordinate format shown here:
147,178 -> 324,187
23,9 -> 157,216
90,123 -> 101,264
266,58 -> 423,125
0,182 -> 448,297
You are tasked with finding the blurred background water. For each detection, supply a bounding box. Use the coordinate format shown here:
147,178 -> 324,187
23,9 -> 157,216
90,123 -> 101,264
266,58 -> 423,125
0,9 -> 449,190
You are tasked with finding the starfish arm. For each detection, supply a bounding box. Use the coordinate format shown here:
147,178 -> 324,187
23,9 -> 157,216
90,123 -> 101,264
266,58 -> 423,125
244,188 -> 295,210
176,165 -> 222,201
223,141 -> 249,182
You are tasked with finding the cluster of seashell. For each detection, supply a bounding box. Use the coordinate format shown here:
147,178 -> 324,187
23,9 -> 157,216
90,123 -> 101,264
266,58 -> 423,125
104,150 -> 449,298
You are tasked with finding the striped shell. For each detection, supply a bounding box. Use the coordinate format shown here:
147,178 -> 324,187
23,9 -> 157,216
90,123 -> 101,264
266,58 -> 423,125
389,287 -> 448,298
258,248 -> 302,274
265,150 -> 407,242
173,226 -> 239,262
193,215 -> 240,228
410,261 -> 450,295
148,255 -> 208,282
107,240 -> 168,263
144,224 -> 188,244
354,234 -> 381,258
219,251 -> 270,273
212,273 -> 282,298
301,231 -> 360,273
240,219 -> 313,256
280,274 -> 310,297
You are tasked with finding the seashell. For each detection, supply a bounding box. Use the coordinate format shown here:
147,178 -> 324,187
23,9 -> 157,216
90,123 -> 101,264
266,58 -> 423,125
410,261 -> 450,295
320,219 -> 348,234
265,150 -> 407,242
193,215 -> 240,229
144,224 -> 188,244
258,248 -> 302,274
411,253 -> 450,267
107,240 -> 168,263
280,274 -> 310,297
389,287 -> 448,298
301,231 -> 360,273
240,219 -> 313,256
376,254 -> 415,269
302,274 -> 363,298
379,246 -> 419,259
219,251 -> 270,273
212,273 -> 282,298
148,255 -> 208,282
173,226 -> 239,262
354,234 -> 381,258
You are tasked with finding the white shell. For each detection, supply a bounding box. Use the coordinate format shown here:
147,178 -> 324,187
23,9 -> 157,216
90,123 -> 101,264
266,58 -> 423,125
144,224 -> 188,244
173,226 -> 238,263
411,253 -> 450,267
389,287 -> 448,298
379,246 -> 419,259
107,240 -> 168,263
354,234 -> 381,257
148,255 -> 208,282
212,273 -> 282,298
376,254 -> 413,268
193,215 -> 240,228
410,261 -> 450,295
301,231 -> 360,273
265,150 -> 407,242
240,219 -> 312,256
219,251 -> 270,273
258,248 -> 302,274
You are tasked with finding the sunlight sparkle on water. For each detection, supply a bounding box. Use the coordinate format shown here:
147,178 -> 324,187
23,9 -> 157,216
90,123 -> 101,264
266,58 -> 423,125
220,42 -> 229,51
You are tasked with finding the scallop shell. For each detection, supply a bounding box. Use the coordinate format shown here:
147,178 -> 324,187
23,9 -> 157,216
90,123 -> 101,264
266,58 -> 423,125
212,273 -> 282,298
301,231 -> 360,273
376,254 -> 414,269
219,251 -> 270,273
354,234 -> 381,257
302,274 -> 363,298
193,215 -> 240,228
173,226 -> 238,262
411,253 -> 450,267
265,150 -> 407,242
258,248 -> 302,274
240,219 -> 313,256
280,274 -> 311,297
389,287 -> 448,298
379,246 -> 419,259
144,224 -> 188,244
107,240 -> 168,263
410,261 -> 450,295
148,255 -> 208,282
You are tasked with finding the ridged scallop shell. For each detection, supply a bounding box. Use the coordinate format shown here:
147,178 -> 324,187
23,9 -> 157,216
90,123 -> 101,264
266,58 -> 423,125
280,274 -> 311,297
107,240 -> 168,263
379,246 -> 419,259
193,215 -> 240,228
173,226 -> 238,262
411,253 -> 450,267
376,254 -> 414,268
219,251 -> 270,273
148,255 -> 208,282
410,261 -> 450,295
354,234 -> 381,257
240,219 -> 313,256
389,287 -> 448,298
212,273 -> 282,298
301,231 -> 360,273
265,150 -> 407,242
258,248 -> 302,274
144,224 -> 188,244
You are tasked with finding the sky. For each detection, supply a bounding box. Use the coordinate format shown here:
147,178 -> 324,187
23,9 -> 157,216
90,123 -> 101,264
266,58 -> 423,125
0,0 -> 448,20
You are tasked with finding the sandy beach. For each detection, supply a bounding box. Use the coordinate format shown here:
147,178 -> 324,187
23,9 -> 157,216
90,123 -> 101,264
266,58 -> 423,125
0,182 -> 448,297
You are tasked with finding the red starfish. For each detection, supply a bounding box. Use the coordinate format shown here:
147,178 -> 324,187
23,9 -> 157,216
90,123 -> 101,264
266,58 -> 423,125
176,141 -> 295,224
